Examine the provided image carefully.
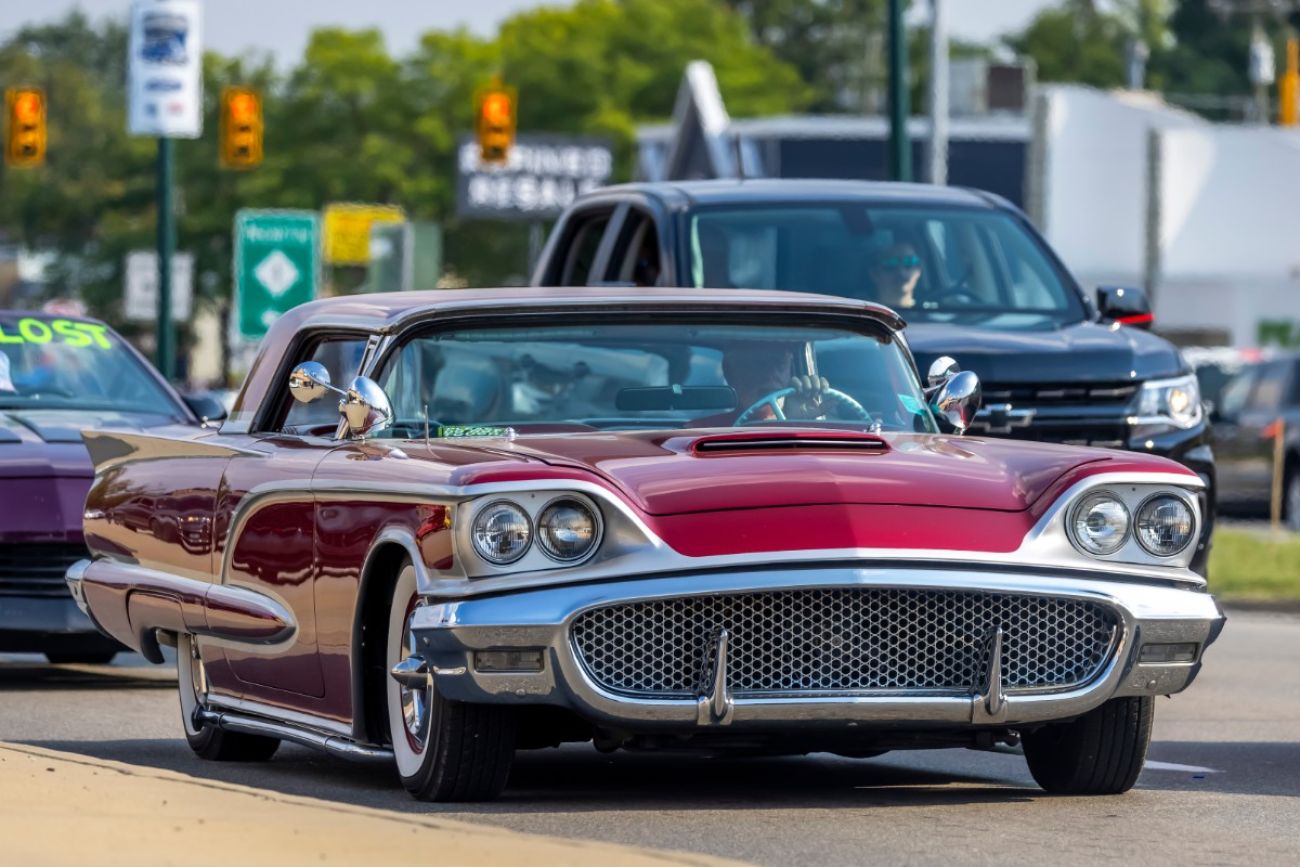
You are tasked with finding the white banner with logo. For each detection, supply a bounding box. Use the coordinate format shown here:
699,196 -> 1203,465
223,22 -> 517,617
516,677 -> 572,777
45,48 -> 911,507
127,0 -> 203,138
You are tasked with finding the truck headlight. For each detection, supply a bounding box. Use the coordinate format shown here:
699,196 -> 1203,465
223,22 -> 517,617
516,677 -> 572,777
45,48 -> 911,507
1135,494 -> 1195,556
1132,374 -> 1202,429
1069,492 -> 1130,556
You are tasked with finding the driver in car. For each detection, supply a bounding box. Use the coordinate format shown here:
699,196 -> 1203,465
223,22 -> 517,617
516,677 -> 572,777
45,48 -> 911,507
867,241 -> 922,311
692,343 -> 831,426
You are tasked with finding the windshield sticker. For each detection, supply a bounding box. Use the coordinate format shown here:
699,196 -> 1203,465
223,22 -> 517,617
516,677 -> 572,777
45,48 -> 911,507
0,318 -> 112,349
436,425 -> 516,440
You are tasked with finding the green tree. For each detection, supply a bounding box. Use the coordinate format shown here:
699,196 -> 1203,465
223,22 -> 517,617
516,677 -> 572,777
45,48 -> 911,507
0,1 -> 808,322
726,0 -> 887,112
1004,0 -> 1132,89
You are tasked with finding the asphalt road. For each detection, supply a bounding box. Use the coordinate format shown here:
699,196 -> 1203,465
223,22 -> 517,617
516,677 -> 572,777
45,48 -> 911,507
3,610 -> 1297,866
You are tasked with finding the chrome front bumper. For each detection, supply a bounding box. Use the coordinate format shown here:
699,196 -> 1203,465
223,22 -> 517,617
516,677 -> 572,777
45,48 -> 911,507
410,565 -> 1224,731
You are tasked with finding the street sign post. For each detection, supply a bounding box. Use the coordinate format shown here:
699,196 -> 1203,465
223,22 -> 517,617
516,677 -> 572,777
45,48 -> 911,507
456,135 -> 613,220
124,250 -> 192,322
233,210 -> 319,342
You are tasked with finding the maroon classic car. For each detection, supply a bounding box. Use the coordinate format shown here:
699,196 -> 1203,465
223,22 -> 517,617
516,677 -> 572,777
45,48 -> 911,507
0,310 -> 221,663
67,287 -> 1222,801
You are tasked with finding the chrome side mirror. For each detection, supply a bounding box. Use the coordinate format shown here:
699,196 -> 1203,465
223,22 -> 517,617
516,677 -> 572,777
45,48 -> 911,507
927,355 -> 960,390
933,370 -> 982,435
340,376 -> 393,439
289,361 -> 337,404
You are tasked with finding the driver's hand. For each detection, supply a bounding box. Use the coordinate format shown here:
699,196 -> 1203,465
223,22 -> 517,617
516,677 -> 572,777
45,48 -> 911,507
784,375 -> 830,418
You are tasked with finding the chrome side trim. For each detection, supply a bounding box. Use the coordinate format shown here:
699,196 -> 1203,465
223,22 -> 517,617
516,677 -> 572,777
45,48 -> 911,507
74,558 -> 297,648
204,693 -> 353,737
195,708 -> 391,762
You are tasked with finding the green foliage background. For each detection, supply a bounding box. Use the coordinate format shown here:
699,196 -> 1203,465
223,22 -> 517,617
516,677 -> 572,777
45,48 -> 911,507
0,0 -> 1292,342
0,0 -> 810,332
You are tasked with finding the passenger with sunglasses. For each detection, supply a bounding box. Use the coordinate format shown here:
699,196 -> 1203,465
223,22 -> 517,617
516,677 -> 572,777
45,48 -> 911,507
867,242 -> 922,311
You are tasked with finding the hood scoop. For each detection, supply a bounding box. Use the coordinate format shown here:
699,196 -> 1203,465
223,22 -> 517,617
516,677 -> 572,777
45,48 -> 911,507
692,430 -> 890,455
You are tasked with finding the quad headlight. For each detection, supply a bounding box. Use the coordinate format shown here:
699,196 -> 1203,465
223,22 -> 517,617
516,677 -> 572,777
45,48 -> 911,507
1069,492 -> 1130,556
466,494 -> 604,570
1132,374 -> 1202,429
1135,494 -> 1195,557
537,498 -> 600,562
471,500 -> 532,564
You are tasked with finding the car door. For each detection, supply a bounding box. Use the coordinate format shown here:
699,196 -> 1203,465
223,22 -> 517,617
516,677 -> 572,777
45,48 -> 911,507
204,334 -> 369,706
1214,362 -> 1287,509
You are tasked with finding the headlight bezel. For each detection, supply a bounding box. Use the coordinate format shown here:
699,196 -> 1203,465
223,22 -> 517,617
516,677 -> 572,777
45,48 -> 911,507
1061,482 -> 1201,568
1130,374 -> 1203,430
1133,492 -> 1197,557
461,491 -> 606,575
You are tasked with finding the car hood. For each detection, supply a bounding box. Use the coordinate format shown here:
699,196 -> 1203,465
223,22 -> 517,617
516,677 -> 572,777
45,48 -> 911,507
0,409 -> 184,543
494,430 -> 1112,516
0,408 -> 182,477
904,319 -> 1185,384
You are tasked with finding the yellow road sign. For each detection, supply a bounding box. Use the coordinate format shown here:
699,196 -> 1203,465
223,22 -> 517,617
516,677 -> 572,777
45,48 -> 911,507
322,203 -> 405,265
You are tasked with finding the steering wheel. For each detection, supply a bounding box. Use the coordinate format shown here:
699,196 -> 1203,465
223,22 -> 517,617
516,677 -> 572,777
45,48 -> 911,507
734,386 -> 873,426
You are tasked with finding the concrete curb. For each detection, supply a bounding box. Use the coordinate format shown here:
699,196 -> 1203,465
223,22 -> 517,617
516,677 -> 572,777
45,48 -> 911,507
0,742 -> 747,867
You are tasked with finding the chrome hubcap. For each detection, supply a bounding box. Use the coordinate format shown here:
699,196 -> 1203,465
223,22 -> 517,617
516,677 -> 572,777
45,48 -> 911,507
398,604 -> 430,751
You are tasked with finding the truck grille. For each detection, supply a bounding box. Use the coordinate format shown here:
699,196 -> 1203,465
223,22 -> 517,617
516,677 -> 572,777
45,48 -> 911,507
571,588 -> 1119,698
980,381 -> 1138,407
0,543 -> 87,597
972,380 -> 1137,447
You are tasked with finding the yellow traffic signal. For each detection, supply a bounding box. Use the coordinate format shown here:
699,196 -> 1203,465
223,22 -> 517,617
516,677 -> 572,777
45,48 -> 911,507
476,83 -> 516,164
6,87 -> 46,169
220,86 -> 263,169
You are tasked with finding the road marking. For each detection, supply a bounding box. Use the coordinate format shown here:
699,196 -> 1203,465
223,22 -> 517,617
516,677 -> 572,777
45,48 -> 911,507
1143,760 -> 1220,774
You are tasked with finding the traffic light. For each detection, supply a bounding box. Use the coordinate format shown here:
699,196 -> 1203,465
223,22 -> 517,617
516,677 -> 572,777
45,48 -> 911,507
220,86 -> 263,169
476,83 -> 516,164
5,87 -> 46,169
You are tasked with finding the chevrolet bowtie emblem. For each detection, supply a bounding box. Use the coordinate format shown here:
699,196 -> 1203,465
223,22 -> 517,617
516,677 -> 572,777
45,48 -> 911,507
973,403 -> 1036,434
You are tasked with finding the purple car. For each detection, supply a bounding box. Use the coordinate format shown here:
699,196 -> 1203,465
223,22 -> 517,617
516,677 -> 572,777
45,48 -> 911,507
0,310 -> 220,663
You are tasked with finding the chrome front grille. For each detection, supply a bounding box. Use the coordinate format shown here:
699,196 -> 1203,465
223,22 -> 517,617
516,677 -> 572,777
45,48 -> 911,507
571,589 -> 1119,699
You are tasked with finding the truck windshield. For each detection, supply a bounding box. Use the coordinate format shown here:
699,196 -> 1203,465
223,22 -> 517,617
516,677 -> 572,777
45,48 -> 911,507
377,318 -> 937,434
689,203 -> 1086,327
0,314 -> 183,417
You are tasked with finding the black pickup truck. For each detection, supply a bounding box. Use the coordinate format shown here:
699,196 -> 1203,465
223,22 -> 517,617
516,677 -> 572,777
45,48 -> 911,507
531,179 -> 1216,572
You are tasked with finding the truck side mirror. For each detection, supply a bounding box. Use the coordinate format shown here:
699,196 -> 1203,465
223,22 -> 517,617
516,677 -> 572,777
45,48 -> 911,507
1096,286 -> 1153,330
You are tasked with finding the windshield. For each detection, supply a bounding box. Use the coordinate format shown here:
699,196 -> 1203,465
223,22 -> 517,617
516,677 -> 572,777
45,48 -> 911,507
377,318 -> 936,435
689,203 -> 1085,328
0,314 -> 184,416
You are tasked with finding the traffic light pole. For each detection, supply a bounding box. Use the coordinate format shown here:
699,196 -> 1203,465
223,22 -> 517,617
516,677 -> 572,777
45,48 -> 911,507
886,0 -> 912,182
156,137 -> 175,381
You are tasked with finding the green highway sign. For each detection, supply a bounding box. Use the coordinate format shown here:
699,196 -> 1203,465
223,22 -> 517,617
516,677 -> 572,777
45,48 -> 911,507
234,209 -> 320,341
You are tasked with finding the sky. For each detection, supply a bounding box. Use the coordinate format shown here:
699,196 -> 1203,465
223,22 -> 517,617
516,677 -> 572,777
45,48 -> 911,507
0,0 -> 1060,64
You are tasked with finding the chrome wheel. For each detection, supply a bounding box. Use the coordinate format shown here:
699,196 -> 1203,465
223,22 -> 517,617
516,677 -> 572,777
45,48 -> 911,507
397,596 -> 430,752
387,564 -> 434,777
177,634 -> 207,736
